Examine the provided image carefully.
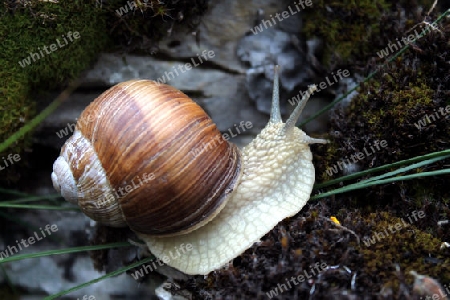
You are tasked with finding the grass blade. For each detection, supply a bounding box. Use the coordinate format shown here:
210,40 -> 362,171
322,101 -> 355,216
312,168 -> 450,200
2,194 -> 62,204
314,149 -> 450,189
0,243 -> 131,264
0,204 -> 79,210
0,80 -> 80,154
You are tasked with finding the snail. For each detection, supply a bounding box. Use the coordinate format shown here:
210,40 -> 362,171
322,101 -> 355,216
51,66 -> 327,275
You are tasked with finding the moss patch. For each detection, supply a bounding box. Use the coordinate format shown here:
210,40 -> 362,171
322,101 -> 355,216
1,1 -> 111,89
0,0 -> 111,183
302,0 -> 391,66
0,60 -> 34,183
312,8 -> 450,211
301,0 -> 441,68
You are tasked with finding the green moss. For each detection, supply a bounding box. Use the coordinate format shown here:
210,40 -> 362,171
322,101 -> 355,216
358,212 -> 450,285
313,9 -> 450,193
0,60 -> 34,183
302,0 -> 391,66
333,40 -> 448,162
358,80 -> 434,132
0,1 -> 111,183
302,0 -> 443,68
0,1 -> 111,90
313,136 -> 339,182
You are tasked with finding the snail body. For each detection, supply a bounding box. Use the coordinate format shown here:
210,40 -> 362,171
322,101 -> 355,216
51,67 -> 327,275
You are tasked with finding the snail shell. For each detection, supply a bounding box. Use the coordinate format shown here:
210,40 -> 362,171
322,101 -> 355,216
51,80 -> 242,236
52,69 -> 327,275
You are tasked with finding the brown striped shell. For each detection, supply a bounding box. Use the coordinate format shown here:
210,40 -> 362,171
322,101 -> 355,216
51,80 -> 242,236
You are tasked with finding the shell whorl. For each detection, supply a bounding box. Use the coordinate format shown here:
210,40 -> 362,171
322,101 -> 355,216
52,79 -> 242,236
52,129 -> 127,227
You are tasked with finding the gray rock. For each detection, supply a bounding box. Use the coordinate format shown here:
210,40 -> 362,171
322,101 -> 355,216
156,0 -> 288,72
6,254 -> 147,298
